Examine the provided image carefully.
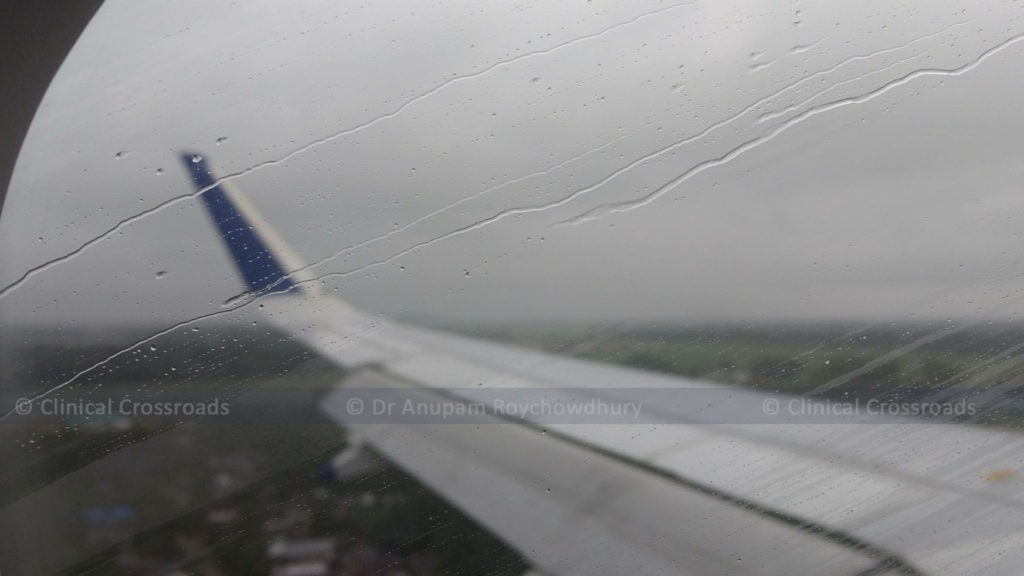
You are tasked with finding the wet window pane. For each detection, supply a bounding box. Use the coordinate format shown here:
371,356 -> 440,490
4,1 -> 1024,575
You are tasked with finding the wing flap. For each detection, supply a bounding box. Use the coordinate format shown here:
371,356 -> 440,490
323,369 -> 891,576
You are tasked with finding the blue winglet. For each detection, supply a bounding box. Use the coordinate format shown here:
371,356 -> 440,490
182,152 -> 297,294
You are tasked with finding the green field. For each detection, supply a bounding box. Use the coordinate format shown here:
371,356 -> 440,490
466,322 -> 1024,427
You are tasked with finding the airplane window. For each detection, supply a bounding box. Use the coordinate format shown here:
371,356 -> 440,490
4,1 -> 1024,575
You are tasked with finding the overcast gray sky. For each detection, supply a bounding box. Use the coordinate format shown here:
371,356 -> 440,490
3,0 -> 1024,328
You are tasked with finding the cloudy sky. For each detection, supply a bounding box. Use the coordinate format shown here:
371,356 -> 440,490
3,0 -> 1024,328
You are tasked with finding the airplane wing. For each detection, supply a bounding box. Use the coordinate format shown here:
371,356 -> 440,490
186,152 -> 1024,576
